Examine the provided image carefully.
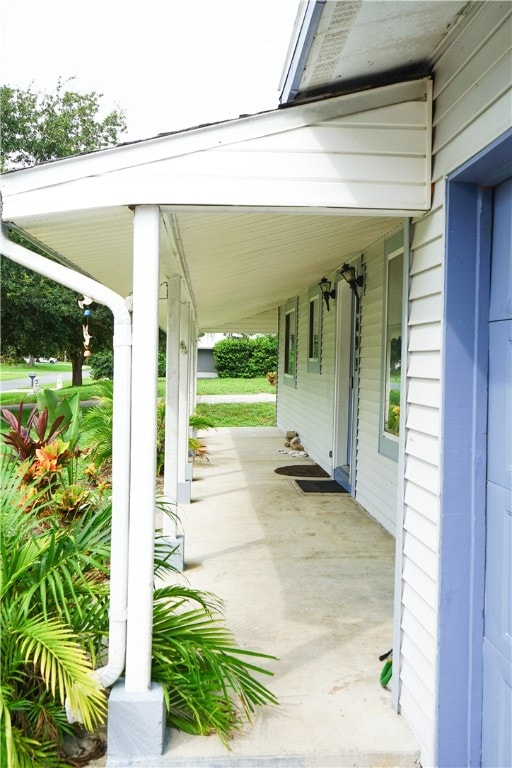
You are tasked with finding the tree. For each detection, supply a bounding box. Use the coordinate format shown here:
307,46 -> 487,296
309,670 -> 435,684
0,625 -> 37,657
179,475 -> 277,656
0,79 -> 126,171
0,80 -> 127,384
1,249 -> 114,385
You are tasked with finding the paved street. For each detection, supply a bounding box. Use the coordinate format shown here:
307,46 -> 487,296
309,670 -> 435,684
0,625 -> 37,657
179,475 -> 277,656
0,369 -> 91,393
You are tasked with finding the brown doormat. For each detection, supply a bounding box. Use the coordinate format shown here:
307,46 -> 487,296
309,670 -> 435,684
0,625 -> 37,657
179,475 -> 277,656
274,464 -> 330,478
294,479 -> 348,493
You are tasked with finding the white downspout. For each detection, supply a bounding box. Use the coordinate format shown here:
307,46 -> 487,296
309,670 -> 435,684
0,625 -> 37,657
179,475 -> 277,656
0,225 -> 132,693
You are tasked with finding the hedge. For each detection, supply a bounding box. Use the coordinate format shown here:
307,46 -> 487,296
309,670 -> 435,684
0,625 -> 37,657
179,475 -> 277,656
212,335 -> 277,378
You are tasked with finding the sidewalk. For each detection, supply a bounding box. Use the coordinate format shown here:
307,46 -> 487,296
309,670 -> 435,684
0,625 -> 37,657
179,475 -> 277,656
106,427 -> 419,767
196,393 -> 276,403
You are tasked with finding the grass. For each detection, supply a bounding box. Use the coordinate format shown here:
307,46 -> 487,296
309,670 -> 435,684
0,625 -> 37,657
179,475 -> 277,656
0,381 -> 100,407
0,362 -> 73,381
196,402 -> 276,427
197,377 -> 275,395
1,374 -> 277,427
0,380 -> 275,408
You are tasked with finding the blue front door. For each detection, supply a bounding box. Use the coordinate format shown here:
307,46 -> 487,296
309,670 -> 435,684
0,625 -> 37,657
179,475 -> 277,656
482,176 -> 512,767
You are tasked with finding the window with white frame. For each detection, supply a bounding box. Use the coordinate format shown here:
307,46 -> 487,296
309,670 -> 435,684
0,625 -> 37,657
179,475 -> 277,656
379,233 -> 404,460
307,286 -> 321,373
284,298 -> 297,386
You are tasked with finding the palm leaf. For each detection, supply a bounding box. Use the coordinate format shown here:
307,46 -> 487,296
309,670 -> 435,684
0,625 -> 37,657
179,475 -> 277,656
16,615 -> 106,731
151,593 -> 277,742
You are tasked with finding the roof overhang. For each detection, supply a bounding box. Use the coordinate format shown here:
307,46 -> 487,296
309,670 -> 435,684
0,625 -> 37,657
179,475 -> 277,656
280,0 -> 470,103
1,77 -> 432,332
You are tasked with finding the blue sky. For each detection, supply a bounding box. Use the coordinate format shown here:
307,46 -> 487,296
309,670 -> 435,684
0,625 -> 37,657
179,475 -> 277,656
0,0 -> 300,142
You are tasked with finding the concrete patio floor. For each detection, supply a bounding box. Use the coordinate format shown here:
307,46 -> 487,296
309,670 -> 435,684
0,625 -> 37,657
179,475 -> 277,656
106,427 -> 419,768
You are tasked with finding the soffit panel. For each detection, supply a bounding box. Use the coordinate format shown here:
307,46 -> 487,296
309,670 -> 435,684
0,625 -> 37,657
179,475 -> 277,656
9,207 -> 402,333
297,0 -> 469,94
169,209 -> 402,329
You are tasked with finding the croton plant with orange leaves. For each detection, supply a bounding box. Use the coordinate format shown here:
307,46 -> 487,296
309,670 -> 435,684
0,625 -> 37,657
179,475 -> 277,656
1,389 -> 109,519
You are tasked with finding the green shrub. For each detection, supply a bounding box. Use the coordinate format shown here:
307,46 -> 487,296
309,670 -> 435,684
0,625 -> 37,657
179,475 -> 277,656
88,349 -> 114,380
89,350 -> 166,380
213,335 -> 277,378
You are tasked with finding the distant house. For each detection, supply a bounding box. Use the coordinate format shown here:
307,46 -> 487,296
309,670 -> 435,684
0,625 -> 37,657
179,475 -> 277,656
1,2 -> 510,766
197,333 -> 223,377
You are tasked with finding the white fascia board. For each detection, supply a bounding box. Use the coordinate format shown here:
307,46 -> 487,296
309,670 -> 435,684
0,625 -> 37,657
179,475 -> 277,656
1,77 -> 430,203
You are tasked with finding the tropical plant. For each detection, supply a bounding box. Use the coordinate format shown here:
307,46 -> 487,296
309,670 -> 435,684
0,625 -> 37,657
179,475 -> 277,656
36,390 -> 82,457
1,391 -> 104,519
188,436 -> 210,461
1,390 -> 81,461
0,459 -> 110,767
80,381 -> 114,469
188,412 -> 216,431
0,460 -> 278,763
1,403 -> 67,462
151,555 -> 277,741
266,371 -> 277,386
1,386 -> 277,762
82,385 -> 213,474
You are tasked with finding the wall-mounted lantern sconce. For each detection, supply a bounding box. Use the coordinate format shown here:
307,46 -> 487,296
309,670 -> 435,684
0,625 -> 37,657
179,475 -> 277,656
340,263 -> 364,302
319,276 -> 336,311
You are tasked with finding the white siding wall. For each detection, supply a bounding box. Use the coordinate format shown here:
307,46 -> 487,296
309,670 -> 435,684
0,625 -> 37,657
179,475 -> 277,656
277,281 -> 336,469
399,4 -> 512,765
356,237 -> 400,535
277,229 -> 402,538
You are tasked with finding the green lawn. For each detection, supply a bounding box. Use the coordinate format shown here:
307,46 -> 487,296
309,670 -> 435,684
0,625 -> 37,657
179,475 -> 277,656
196,402 -> 276,427
0,381 -> 100,407
0,375 -> 277,427
196,377 -> 274,395
0,362 -> 73,381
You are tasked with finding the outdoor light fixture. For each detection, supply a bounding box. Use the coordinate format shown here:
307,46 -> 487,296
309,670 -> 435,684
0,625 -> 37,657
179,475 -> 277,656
340,263 -> 364,301
319,276 -> 336,311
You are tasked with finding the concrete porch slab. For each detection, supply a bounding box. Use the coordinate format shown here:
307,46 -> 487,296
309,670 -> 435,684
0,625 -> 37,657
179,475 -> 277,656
103,427 -> 419,768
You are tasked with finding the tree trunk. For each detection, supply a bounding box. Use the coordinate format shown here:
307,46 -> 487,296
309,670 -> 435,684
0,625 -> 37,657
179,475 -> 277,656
70,350 -> 84,387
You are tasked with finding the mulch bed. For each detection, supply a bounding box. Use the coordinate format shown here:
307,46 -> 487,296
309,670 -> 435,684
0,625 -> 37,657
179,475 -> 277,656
274,464 -> 330,478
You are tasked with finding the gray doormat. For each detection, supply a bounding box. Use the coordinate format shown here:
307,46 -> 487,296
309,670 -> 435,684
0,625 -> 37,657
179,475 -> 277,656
294,479 -> 348,494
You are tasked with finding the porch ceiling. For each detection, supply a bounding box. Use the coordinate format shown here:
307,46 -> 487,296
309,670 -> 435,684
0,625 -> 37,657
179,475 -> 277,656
163,209 -> 401,332
7,206 -> 401,333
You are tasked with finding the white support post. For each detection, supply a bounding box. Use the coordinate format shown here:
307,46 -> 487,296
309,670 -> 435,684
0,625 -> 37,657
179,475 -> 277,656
163,275 -> 181,522
189,319 -> 197,413
185,308 -> 195,482
125,205 -> 160,693
177,301 -> 192,502
161,276 -> 184,569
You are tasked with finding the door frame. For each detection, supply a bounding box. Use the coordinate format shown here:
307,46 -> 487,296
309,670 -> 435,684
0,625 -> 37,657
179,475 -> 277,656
437,128 -> 512,767
332,258 -> 361,491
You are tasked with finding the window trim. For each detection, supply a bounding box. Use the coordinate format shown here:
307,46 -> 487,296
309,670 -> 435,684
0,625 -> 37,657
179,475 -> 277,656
379,231 -> 405,461
307,285 -> 321,373
283,297 -> 298,387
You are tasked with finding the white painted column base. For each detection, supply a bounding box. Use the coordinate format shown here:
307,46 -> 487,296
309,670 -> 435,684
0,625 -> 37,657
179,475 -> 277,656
107,680 -> 166,763
160,534 -> 185,573
177,480 -> 191,504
